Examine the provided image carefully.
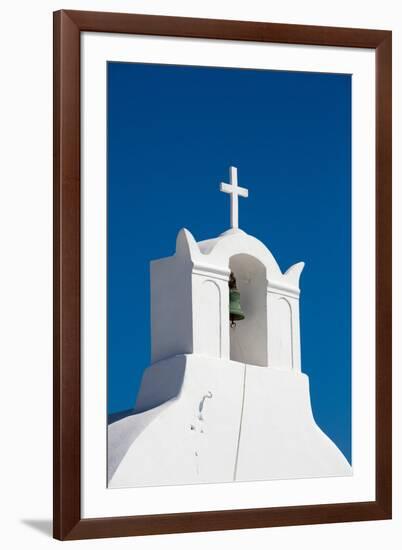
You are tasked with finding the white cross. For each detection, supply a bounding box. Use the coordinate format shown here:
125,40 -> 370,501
220,166 -> 249,230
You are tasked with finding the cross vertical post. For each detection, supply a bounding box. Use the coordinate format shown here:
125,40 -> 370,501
220,166 -> 249,230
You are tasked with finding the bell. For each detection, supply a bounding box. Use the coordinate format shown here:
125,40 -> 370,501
229,272 -> 245,325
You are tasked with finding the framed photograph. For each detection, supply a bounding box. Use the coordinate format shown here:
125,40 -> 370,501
53,10 -> 392,540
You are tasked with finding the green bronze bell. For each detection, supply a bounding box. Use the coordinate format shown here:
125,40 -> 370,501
229,272 -> 245,326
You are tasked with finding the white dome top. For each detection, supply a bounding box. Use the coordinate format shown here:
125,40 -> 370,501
174,227 -> 305,290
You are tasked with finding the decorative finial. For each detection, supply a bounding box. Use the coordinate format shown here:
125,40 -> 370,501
220,166 -> 249,229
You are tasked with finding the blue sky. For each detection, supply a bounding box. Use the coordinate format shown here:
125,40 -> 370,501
107,62 -> 351,463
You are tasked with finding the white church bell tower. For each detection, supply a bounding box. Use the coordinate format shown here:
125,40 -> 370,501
150,166 -> 304,371
108,167 -> 351,488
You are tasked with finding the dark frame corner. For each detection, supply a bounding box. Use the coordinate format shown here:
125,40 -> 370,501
53,9 -> 392,541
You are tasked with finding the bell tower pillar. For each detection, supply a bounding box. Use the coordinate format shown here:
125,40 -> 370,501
191,262 -> 231,360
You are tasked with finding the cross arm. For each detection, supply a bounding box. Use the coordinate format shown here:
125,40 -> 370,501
220,182 -> 249,197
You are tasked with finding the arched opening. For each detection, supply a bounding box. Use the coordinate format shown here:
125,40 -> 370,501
229,254 -> 267,366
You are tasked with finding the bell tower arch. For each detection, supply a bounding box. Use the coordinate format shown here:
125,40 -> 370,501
229,254 -> 267,366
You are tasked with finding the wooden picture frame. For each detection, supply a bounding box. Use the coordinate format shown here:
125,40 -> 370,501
53,10 -> 392,540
